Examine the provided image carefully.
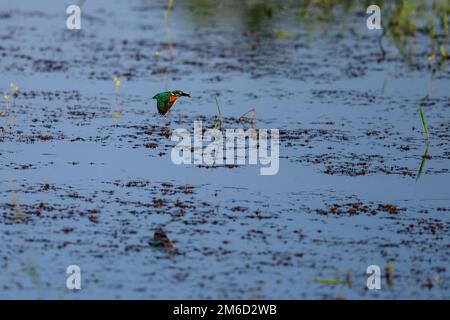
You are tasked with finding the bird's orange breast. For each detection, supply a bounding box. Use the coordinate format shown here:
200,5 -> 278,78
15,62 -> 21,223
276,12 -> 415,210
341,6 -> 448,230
169,95 -> 179,104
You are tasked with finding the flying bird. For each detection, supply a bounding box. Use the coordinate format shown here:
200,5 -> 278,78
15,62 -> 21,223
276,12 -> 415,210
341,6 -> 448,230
152,90 -> 191,115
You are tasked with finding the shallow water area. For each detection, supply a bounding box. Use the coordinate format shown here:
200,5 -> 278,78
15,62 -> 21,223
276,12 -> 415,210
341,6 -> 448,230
0,0 -> 449,299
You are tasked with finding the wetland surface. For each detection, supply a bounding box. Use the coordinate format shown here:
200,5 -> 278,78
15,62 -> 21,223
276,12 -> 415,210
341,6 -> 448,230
0,0 -> 449,299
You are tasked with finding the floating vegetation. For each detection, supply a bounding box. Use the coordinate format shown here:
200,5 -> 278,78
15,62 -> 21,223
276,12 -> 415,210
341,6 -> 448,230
274,28 -> 295,39
314,278 -> 347,285
314,274 -> 350,286
149,227 -> 178,256
314,269 -> 352,286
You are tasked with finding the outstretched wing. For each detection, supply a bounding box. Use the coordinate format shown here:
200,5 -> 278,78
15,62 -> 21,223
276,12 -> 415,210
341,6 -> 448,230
154,92 -> 170,115
157,93 -> 179,115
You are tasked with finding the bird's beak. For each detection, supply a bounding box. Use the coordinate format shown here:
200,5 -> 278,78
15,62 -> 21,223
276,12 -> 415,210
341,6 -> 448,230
181,92 -> 191,98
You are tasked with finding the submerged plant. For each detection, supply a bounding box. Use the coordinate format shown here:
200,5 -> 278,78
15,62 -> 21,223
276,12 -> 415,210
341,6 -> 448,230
274,28 -> 295,39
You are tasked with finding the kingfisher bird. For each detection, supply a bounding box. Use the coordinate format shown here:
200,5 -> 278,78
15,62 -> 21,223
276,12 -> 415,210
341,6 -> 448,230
152,90 -> 191,115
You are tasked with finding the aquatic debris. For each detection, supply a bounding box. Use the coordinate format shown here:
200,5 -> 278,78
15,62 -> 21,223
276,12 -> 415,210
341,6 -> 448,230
149,227 -> 177,255
317,202 -> 404,216
239,107 -> 256,129
88,215 -> 98,223
144,142 -> 158,149
62,227 -> 74,234
377,204 -> 399,215
161,127 -> 171,138
153,198 -> 166,208
38,135 -> 52,141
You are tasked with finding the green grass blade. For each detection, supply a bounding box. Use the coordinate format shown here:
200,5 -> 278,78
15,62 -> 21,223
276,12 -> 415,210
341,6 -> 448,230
314,278 -> 347,285
416,158 -> 426,181
419,106 -> 429,139
214,95 -> 224,130
416,142 -> 430,181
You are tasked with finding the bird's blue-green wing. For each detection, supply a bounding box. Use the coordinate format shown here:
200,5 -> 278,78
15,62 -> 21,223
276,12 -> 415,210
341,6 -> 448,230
154,92 -> 171,114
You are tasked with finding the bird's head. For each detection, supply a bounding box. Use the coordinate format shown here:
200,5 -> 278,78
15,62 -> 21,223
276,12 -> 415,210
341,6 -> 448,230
172,90 -> 191,98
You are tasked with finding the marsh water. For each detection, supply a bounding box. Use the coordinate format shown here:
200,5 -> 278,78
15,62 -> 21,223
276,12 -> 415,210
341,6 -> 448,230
0,0 -> 449,299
